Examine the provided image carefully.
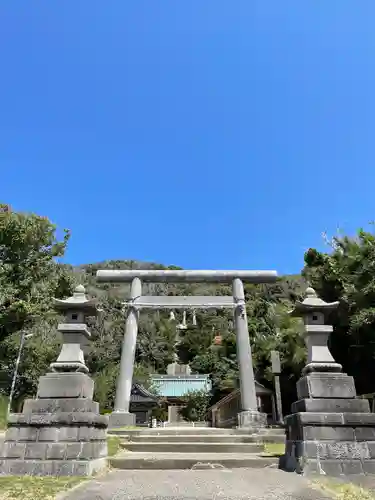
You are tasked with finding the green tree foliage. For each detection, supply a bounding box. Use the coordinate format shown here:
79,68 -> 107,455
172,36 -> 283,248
0,395 -> 8,429
0,204 -> 71,341
179,389 -> 211,422
303,227 -> 375,395
93,363 -> 156,412
190,333 -> 238,398
0,205 -> 73,407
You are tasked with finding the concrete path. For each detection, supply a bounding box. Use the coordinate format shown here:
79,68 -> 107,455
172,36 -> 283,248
59,469 -> 333,500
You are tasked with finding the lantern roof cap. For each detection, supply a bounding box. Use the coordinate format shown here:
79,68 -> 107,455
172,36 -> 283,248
53,285 -> 97,314
290,287 -> 339,316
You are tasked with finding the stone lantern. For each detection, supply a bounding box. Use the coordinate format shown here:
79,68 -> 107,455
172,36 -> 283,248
290,287 -> 341,375
281,287 -> 375,477
0,285 -> 108,477
50,285 -> 96,374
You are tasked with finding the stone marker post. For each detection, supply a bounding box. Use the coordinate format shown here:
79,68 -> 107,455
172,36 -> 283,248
0,285 -> 108,477
271,350 -> 283,425
281,287 -> 375,476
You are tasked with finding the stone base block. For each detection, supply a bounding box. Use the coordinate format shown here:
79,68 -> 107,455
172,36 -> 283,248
297,373 -> 356,400
280,453 -> 375,477
108,412 -> 136,429
279,455 -> 355,476
0,438 -> 108,460
0,458 -> 107,476
37,372 -> 94,399
237,410 -> 267,430
4,424 -> 107,443
285,412 -> 375,442
0,368 -> 109,476
281,410 -> 375,476
292,398 -> 370,414
23,398 -> 99,414
7,411 -> 108,429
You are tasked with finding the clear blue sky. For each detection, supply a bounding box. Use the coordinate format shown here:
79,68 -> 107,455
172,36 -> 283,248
1,2 -> 374,275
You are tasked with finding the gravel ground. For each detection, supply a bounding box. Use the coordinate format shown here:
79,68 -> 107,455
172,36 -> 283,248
59,469 -> 333,500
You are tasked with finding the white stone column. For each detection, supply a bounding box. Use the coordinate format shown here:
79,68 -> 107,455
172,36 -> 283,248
167,404 -> 174,424
271,394 -> 277,423
233,278 -> 266,429
110,277 -> 141,428
274,374 -> 284,424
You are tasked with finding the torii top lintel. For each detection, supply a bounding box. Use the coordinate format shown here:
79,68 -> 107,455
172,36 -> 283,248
96,269 -> 278,284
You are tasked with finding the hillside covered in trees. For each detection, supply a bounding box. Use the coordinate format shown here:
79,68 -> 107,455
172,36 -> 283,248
1,203 -> 375,416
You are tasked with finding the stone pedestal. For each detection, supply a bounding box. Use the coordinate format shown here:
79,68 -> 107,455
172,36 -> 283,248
237,410 -> 267,430
280,287 -> 375,476
108,411 -> 136,429
0,372 -> 108,476
281,372 -> 375,476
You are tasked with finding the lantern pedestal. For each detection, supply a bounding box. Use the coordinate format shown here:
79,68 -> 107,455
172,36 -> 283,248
280,288 -> 375,476
36,372 -> 94,400
0,372 -> 108,476
282,371 -> 375,476
0,285 -> 108,477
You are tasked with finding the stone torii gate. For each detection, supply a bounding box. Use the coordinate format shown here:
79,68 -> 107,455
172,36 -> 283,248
96,269 -> 277,430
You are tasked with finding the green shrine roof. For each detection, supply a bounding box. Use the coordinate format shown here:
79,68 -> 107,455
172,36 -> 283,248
151,374 -> 211,398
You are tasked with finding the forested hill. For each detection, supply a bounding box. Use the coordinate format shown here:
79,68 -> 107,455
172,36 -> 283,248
2,206 -> 375,415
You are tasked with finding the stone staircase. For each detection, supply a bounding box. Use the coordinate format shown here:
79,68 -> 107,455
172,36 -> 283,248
109,427 -> 285,470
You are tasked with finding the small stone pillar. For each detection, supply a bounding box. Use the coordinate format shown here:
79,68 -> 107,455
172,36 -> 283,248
0,285 -> 108,477
281,287 -> 375,476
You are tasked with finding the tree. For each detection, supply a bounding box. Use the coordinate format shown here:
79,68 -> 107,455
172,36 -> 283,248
0,309 -> 63,409
0,204 -> 71,342
93,362 -> 157,412
136,315 -> 176,372
179,389 -> 211,422
303,227 -> 375,396
0,205 -> 73,406
191,333 -> 238,400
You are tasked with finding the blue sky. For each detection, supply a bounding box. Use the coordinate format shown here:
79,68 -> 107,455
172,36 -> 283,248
1,2 -> 374,275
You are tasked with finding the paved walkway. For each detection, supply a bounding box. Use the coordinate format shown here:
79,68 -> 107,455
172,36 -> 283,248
60,469 -> 333,500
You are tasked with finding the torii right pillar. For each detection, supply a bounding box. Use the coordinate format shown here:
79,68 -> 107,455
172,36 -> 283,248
281,287 -> 375,477
233,278 -> 267,430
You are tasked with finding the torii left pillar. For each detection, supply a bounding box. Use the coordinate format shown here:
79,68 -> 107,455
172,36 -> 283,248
109,278 -> 141,428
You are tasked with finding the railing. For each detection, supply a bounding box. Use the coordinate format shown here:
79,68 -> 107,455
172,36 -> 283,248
208,389 -> 275,428
162,421 -> 208,428
208,389 -> 241,428
150,419 -> 208,428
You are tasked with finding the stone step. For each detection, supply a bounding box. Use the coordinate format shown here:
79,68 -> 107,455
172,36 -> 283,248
127,434 -> 266,443
109,427 -> 285,437
110,428 -> 235,436
120,442 -> 264,453
110,452 -> 279,470
257,428 -> 285,436
254,434 -> 285,443
126,434 -> 284,444
110,430 -> 285,443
